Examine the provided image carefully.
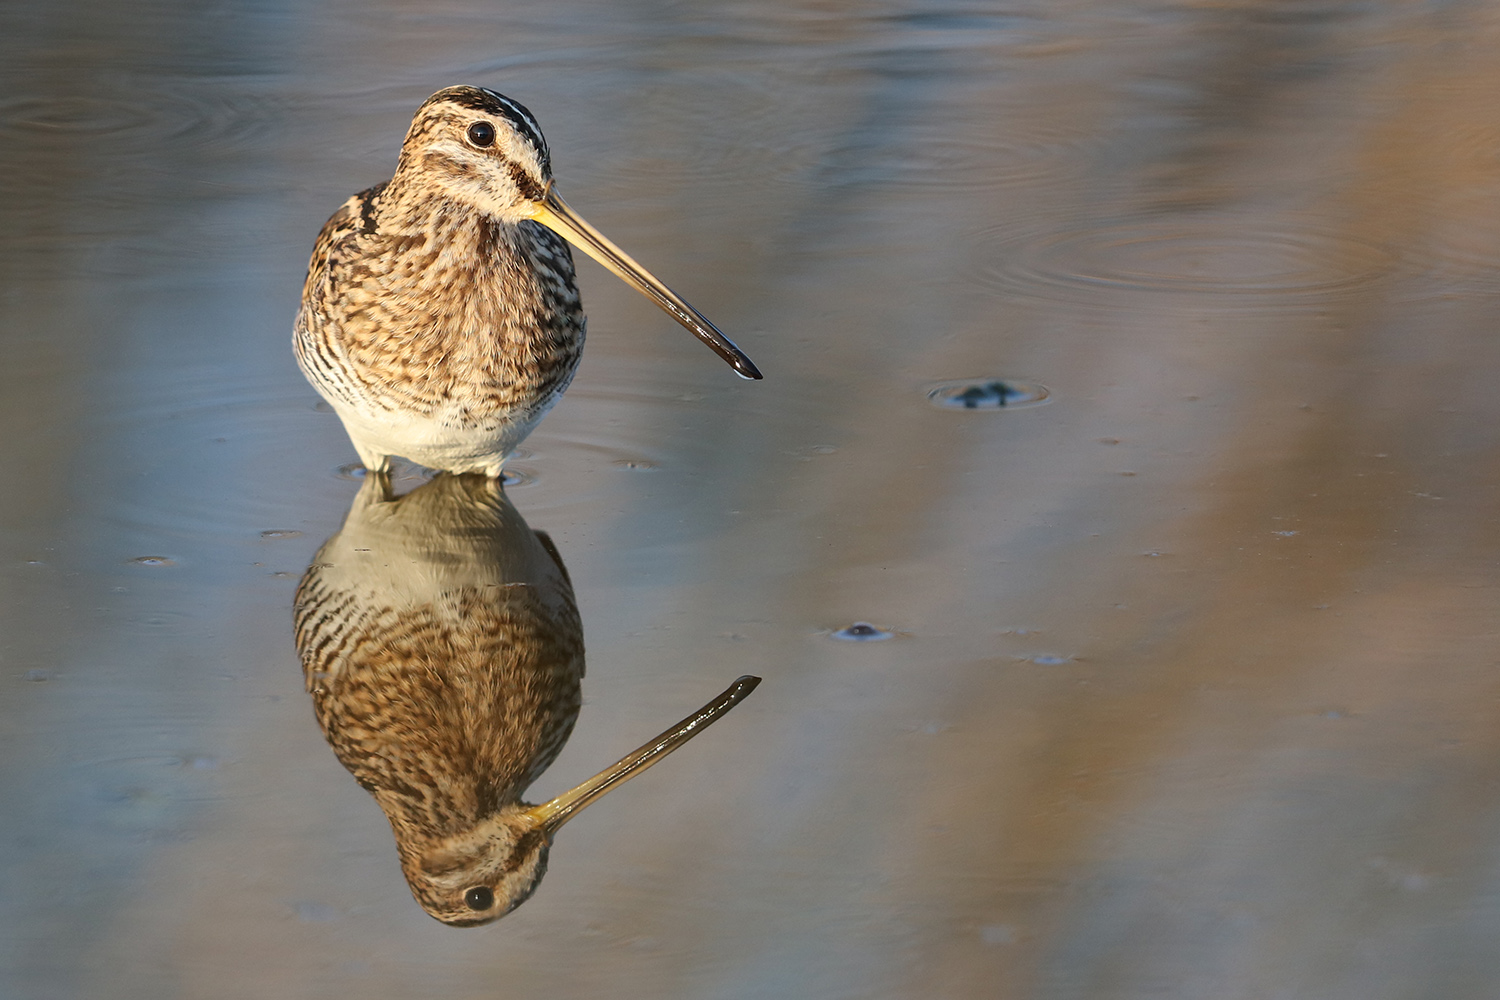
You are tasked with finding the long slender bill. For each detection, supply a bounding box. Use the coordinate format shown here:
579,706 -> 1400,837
528,675 -> 762,835
530,185 -> 763,380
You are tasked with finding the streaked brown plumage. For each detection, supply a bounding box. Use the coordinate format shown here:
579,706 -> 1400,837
294,472 -> 759,925
294,86 -> 761,477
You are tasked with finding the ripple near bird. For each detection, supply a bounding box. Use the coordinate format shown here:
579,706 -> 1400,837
293,472 -> 758,925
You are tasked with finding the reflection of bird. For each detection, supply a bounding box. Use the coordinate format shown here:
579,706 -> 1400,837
294,86 -> 761,477
294,473 -> 758,925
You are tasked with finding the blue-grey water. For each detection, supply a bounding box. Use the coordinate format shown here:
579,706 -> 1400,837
5,1 -> 1500,997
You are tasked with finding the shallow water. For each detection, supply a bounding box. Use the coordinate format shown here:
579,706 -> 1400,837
5,0 -> 1500,996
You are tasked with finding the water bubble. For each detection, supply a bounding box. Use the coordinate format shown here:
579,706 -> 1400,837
612,459 -> 659,470
927,378 -> 1050,410
831,622 -> 895,642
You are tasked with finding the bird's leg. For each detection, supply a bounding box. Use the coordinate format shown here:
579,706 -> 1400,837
351,437 -> 392,478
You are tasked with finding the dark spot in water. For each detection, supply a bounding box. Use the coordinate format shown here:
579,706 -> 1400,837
260,530 -> 303,540
980,924 -> 1018,946
831,622 -> 895,642
336,463 -> 367,481
129,556 -> 175,567
927,378 -> 1049,410
612,459 -> 659,470
293,901 -> 341,923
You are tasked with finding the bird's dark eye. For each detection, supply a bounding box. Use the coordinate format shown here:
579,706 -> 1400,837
466,121 -> 496,148
463,886 -> 494,910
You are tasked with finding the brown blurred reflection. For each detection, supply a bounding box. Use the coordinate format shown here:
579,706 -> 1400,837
294,473 -> 584,924
292,474 -> 758,927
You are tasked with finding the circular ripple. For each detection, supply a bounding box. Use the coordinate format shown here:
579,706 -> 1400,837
0,96 -> 159,141
94,370 -> 351,546
566,71 -> 824,199
0,85 -> 288,154
565,47 -> 1094,202
811,111 -> 1096,195
972,220 -> 1399,304
1398,186 -> 1500,295
927,378 -> 1050,411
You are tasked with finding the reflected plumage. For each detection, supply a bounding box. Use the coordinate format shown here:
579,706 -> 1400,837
294,86 -> 761,477
294,473 -> 758,925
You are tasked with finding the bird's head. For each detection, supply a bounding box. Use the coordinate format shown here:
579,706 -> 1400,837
391,85 -> 762,380
395,85 -> 554,223
399,809 -> 555,927
396,675 -> 761,926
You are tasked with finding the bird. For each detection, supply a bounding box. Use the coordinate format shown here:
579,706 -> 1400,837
293,471 -> 760,925
294,85 -> 762,477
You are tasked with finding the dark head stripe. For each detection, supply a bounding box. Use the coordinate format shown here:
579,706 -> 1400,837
429,86 -> 550,169
479,89 -> 546,155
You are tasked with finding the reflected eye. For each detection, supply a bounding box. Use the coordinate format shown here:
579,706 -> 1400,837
466,121 -> 496,147
463,886 -> 494,910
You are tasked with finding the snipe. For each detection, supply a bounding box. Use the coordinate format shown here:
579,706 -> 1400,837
295,86 -> 761,476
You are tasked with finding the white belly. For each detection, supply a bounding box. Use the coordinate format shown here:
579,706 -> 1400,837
329,398 -> 555,477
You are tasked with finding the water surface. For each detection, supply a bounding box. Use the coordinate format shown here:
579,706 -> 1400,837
4,1 -> 1500,997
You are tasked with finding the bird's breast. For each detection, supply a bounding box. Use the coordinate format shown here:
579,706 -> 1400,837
308,216 -> 584,421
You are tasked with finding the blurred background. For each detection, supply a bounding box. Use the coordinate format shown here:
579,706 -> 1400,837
4,0 -> 1500,997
